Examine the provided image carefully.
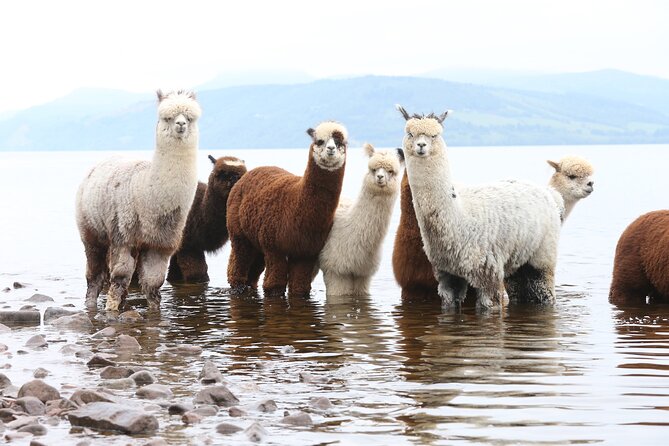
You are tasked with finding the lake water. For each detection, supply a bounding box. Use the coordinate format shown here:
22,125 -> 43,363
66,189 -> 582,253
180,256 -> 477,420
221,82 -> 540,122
1,145 -> 668,445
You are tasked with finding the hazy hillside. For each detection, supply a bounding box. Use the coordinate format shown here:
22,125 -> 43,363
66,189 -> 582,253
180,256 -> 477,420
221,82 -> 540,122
1,74 -> 668,150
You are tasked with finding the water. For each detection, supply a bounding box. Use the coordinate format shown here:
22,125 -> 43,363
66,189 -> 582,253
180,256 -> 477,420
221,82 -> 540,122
1,145 -> 668,445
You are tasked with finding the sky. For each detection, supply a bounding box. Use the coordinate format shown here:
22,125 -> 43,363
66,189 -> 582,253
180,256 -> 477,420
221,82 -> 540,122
2,0 -> 668,114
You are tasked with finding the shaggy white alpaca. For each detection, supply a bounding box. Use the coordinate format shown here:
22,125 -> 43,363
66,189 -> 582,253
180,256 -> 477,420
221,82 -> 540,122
547,156 -> 594,222
76,90 -> 201,311
397,105 -> 562,309
318,144 -> 404,295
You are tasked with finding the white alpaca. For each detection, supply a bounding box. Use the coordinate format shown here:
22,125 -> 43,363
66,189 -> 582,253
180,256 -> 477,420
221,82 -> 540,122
318,144 -> 404,295
547,156 -> 594,222
76,90 -> 201,311
397,105 -> 562,309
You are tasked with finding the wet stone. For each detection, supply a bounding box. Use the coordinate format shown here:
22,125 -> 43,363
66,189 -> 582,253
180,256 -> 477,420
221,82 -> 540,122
6,415 -> 37,430
228,407 -> 246,417
14,397 -> 46,416
51,312 -> 94,331
144,439 -> 168,446
310,396 -> 333,410
0,343 -> 7,352
167,403 -> 191,415
136,384 -> 172,400
193,386 -> 239,407
0,311 -> 40,327
19,305 -> 37,311
0,373 -> 11,389
0,408 -> 18,422
118,310 -> 143,322
91,326 -> 116,339
45,398 -> 78,417
33,368 -> 49,379
43,307 -> 78,323
13,282 -> 28,289
257,399 -> 278,413
0,323 -> 10,333
282,411 -> 313,426
199,360 -> 224,384
245,422 -> 268,442
2,385 -> 19,399
68,402 -> 159,435
190,405 -> 217,417
181,412 -> 201,425
69,389 -> 115,407
2,287 -> 9,293
25,294 -> 54,303
87,355 -> 116,369
216,422 -> 243,435
101,378 -> 135,390
165,345 -> 202,356
18,423 -> 47,436
99,366 -> 134,380
5,431 -> 32,441
115,334 -> 141,353
30,440 -> 48,446
130,370 -> 155,386
18,380 -> 60,403
25,334 -> 48,348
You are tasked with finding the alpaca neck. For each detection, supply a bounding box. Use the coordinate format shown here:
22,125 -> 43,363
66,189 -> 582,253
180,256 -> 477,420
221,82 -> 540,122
346,182 -> 398,244
406,152 -> 457,216
151,133 -> 198,178
298,154 -> 345,220
560,194 -> 578,222
201,187 -> 229,231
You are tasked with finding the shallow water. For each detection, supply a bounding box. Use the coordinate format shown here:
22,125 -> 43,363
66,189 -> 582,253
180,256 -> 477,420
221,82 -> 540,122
1,145 -> 668,445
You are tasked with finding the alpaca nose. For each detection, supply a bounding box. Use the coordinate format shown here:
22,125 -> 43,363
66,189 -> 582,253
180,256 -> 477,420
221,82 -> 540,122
377,174 -> 385,180
327,145 -> 336,156
417,142 -> 426,148
587,181 -> 594,187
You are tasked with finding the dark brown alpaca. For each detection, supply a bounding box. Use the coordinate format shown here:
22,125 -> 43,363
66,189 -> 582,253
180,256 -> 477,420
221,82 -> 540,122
167,155 -> 247,283
226,121 -> 348,297
392,171 -> 439,299
610,210 -> 669,304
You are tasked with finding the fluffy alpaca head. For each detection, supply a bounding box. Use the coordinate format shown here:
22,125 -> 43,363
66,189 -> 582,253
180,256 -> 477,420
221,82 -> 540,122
306,121 -> 348,171
156,90 -> 202,141
363,143 -> 404,194
207,155 -> 247,196
396,105 -> 450,159
548,156 -> 595,202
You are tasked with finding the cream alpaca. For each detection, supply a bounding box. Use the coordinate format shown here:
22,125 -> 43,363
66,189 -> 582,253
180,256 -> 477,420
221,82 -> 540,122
76,90 -> 201,311
397,105 -> 562,309
547,156 -> 594,221
318,144 -> 404,295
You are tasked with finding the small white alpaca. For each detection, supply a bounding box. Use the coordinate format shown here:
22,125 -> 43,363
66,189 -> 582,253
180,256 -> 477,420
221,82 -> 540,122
547,156 -> 594,222
76,90 -> 201,311
397,105 -> 562,309
318,144 -> 404,295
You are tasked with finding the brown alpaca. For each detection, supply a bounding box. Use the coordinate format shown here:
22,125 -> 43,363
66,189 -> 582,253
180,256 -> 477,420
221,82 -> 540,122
392,171 -> 439,299
167,155 -> 247,283
226,121 -> 348,297
610,210 -> 669,304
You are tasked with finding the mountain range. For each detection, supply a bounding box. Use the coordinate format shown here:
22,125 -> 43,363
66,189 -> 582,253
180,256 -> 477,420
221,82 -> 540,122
1,70 -> 668,150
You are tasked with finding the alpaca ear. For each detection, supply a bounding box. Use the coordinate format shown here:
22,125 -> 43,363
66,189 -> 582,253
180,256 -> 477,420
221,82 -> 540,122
187,91 -> 197,100
547,160 -> 560,172
306,128 -> 315,139
363,143 -> 375,158
437,110 -> 450,123
396,148 -> 405,164
156,89 -> 165,102
208,155 -> 216,165
396,104 -> 411,121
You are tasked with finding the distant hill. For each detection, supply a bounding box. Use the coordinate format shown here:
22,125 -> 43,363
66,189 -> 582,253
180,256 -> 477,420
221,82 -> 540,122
1,73 -> 668,151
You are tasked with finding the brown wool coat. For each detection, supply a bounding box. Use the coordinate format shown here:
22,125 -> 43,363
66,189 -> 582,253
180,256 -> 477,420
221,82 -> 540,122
610,210 -> 669,304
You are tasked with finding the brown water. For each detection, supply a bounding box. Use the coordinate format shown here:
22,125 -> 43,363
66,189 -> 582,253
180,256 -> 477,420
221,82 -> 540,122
1,145 -> 668,445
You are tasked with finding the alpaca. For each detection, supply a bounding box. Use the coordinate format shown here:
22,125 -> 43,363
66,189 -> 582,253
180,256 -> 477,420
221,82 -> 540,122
226,121 -> 348,297
76,90 -> 201,311
166,155 -> 247,284
397,105 -> 562,309
318,143 -> 404,296
609,211 -> 669,304
547,156 -> 595,222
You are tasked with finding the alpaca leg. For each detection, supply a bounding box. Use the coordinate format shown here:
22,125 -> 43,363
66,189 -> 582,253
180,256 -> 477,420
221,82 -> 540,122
138,249 -> 171,311
227,236 -> 259,292
476,281 -> 504,311
288,258 -> 317,297
323,271 -> 354,296
166,255 -> 184,283
107,245 -> 136,312
351,275 -> 371,296
171,250 -> 209,283
263,251 -> 289,297
247,254 -> 266,290
436,270 -> 468,308
609,251 -> 652,305
83,242 -> 108,308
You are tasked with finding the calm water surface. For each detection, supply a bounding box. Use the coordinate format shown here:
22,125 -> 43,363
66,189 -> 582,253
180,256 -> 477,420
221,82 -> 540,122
0,145 -> 668,445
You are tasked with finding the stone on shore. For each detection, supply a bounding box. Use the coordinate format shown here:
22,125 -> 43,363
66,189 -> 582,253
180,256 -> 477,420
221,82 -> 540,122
25,294 -> 54,303
51,312 -> 94,331
43,307 -> 78,323
193,386 -> 239,407
68,402 -> 158,434
0,311 -> 40,327
17,380 -> 60,403
199,360 -> 224,384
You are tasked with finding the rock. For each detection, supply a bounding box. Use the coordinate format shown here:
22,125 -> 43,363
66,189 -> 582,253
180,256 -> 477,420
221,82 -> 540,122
91,327 -> 116,339
25,294 -> 54,303
5,431 -> 32,441
99,366 -> 134,380
33,368 -> 49,379
245,422 -> 268,442
165,345 -> 202,356
114,335 -> 141,352
181,412 -> 201,424
0,311 -> 40,327
167,403 -> 191,415
2,385 -> 19,398
18,380 -> 60,403
60,344 -> 85,355
199,360 -> 224,384
282,411 -> 313,426
216,422 -> 243,434
228,407 -> 246,417
69,389 -> 114,407
193,386 -> 239,407
86,355 -> 116,369
118,310 -> 143,322
299,371 -> 327,383
136,384 -> 172,400
280,345 -> 296,354
0,373 -> 11,389
68,402 -> 158,434
45,398 -> 78,417
0,343 -> 7,352
13,282 -> 28,289
0,408 -> 18,422
257,399 -> 278,413
0,323 -> 10,333
190,405 -> 217,417
130,370 -> 155,386
144,439 -> 168,446
6,415 -> 37,430
75,349 -> 94,360
43,307 -> 78,323
18,423 -> 47,436
14,397 -> 45,415
2,287 -> 9,292
19,305 -> 37,311
25,334 -> 48,348
30,440 -> 48,446
101,378 -> 135,390
51,312 -> 94,331
310,396 -> 332,410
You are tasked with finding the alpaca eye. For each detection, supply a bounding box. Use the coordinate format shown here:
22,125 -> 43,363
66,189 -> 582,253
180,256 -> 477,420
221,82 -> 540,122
316,139 -> 324,146
407,132 -> 413,138
568,175 -> 577,180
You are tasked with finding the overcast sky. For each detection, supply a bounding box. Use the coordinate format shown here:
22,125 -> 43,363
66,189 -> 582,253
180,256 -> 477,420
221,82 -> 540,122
2,0 -> 667,113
